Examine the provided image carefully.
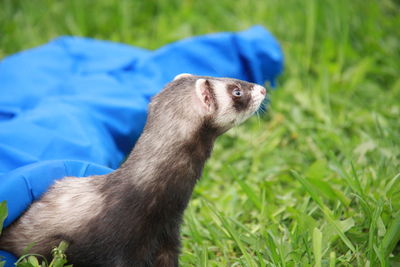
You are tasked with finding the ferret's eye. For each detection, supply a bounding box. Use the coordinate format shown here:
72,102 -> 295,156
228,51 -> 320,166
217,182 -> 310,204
232,88 -> 242,97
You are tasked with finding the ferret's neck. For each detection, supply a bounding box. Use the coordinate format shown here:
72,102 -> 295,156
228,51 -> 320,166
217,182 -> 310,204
115,120 -> 217,202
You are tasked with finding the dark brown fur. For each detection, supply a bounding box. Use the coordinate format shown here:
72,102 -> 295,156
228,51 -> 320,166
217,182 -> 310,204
0,75 -> 265,266
227,83 -> 252,112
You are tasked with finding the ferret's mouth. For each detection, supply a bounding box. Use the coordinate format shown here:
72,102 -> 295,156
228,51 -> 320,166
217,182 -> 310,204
234,94 -> 266,125
250,90 -> 267,113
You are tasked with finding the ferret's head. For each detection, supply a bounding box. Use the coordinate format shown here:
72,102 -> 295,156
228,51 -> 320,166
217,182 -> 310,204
148,74 -> 266,134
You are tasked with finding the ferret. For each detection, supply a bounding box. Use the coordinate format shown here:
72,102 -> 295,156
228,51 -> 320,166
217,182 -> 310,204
0,74 -> 266,267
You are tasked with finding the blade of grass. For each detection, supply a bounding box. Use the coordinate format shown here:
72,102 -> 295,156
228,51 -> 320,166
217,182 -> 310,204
233,175 -> 261,210
291,171 -> 356,253
0,201 -> 7,234
200,244 -> 208,267
264,231 -> 286,267
203,201 -> 258,267
381,211 -> 400,258
368,201 -> 383,265
329,251 -> 336,267
312,228 -> 322,267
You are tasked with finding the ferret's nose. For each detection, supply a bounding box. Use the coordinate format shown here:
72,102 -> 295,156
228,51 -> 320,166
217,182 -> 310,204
260,87 -> 266,96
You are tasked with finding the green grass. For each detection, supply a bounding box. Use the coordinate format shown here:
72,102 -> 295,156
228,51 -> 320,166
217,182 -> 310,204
1,0 -> 400,266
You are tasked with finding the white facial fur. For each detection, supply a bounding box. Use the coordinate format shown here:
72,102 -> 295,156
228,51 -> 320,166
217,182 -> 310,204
194,78 -> 266,128
173,73 -> 193,81
241,84 -> 266,121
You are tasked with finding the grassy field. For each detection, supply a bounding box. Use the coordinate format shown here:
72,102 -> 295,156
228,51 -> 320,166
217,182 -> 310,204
1,0 -> 400,266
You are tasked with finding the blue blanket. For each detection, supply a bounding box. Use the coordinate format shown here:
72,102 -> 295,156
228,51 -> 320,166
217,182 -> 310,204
0,26 -> 283,265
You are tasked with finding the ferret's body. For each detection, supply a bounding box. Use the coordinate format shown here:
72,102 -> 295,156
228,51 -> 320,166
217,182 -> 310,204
0,74 -> 266,266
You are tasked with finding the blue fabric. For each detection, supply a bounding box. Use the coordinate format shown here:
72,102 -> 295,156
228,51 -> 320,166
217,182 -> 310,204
0,25 -> 283,265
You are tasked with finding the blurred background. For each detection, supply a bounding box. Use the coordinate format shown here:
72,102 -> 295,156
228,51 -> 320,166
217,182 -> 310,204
1,0 -> 399,266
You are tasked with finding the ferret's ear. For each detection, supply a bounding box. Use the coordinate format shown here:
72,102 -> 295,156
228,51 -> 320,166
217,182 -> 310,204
173,73 -> 193,81
195,79 -> 215,113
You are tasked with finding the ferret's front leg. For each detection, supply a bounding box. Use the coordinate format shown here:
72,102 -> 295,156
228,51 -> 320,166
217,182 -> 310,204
154,250 -> 179,267
153,239 -> 180,267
